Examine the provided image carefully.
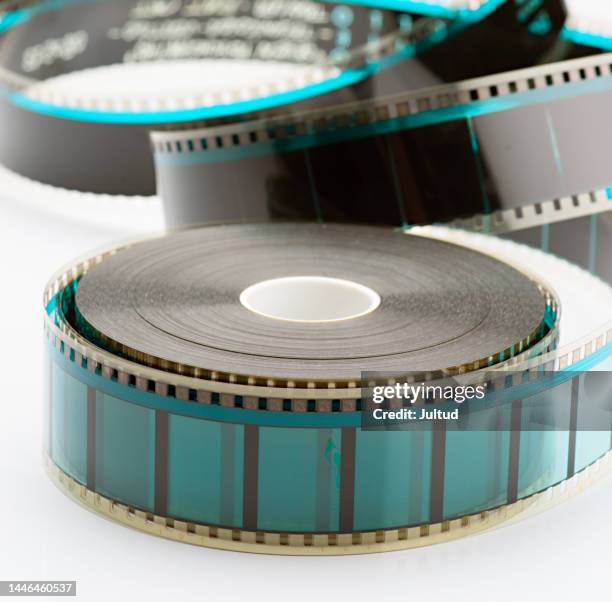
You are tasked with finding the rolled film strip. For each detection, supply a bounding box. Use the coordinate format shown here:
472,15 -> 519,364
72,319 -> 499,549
0,0 -> 567,195
152,51 -> 612,284
42,221 -> 612,555
152,51 -> 612,224
0,0 -> 431,194
72,224 -> 559,384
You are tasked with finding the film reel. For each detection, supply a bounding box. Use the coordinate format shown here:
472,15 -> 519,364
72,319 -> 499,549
72,223 -> 558,384
19,0 -> 610,558
42,221 -> 612,554
0,0 -> 567,194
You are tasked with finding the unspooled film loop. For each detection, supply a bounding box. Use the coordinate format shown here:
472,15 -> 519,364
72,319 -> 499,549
0,0 -> 441,193
153,51 -> 612,284
153,53 -> 612,224
0,0 -> 430,118
41,222 -> 612,554
0,0 -> 567,195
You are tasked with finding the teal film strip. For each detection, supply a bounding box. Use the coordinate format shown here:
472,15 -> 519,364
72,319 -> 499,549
319,0 -> 505,19
562,28 -> 612,52
44,311 -> 612,544
42,225 -> 612,552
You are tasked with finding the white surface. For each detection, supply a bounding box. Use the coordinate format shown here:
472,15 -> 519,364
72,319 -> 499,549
24,60 -> 338,111
240,276 -> 381,322
0,164 -> 164,234
3,1 -> 612,590
565,0 -> 612,22
1,182 -> 612,601
565,0 -> 612,36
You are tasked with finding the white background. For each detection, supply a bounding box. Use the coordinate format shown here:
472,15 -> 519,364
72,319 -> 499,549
1,1 -> 612,598
2,165 -> 612,602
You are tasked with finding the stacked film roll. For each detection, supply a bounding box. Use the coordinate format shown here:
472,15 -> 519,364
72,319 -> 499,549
72,224 -> 559,383
16,0 -> 612,554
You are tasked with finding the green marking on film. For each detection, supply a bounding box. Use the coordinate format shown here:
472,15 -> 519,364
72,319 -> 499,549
527,10 -> 552,36
324,437 -> 342,488
515,0 -> 544,23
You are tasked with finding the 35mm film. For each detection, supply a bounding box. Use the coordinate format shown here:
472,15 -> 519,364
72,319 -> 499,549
71,224 -> 559,384
21,0 -> 612,556
153,52 -> 612,229
0,0 -> 567,195
42,220 -> 612,554
152,50 -> 612,284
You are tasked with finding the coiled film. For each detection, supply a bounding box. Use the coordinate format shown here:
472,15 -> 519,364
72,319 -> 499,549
73,223 -> 558,383
152,48 -> 612,287
154,52 -> 612,230
28,0 -> 612,556
0,0 -> 567,194
43,221 -> 612,554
